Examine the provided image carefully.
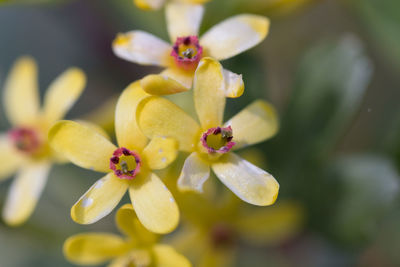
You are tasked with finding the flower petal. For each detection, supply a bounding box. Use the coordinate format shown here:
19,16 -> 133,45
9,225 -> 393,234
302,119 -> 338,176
166,3 -> 204,42
71,173 -> 129,224
177,152 -> 210,193
112,31 -> 171,67
194,57 -> 226,129
129,172 -> 179,234
42,68 -> 86,124
3,56 -> 40,126
134,0 -> 165,10
63,233 -> 129,265
225,100 -> 278,150
0,135 -> 22,181
161,67 -> 194,89
115,81 -> 150,151
143,136 -> 178,170
48,120 -> 116,173
223,68 -> 244,98
2,162 -> 50,226
138,97 -> 200,152
200,14 -> 270,60
116,204 -> 158,244
211,153 -> 279,206
153,244 -> 192,267
140,74 -> 189,95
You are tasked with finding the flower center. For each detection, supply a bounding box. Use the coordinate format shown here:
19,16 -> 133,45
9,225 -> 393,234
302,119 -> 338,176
171,36 -> 203,70
201,126 -> 235,154
8,127 -> 41,154
210,223 -> 236,248
110,147 -> 142,180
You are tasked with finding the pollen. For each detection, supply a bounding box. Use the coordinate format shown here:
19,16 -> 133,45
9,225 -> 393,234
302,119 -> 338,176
109,147 -> 142,180
171,36 -> 203,70
201,126 -> 236,154
8,127 -> 41,154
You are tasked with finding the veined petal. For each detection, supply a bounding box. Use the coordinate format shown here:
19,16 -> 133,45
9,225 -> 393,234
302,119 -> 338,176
2,162 -> 50,226
48,120 -> 116,173
129,172 -> 179,234
212,153 -> 279,206
115,81 -> 150,151
161,67 -> 194,89
178,152 -> 210,193
194,57 -> 226,129
141,74 -> 189,95
166,3 -> 204,42
71,173 -> 129,224
138,97 -> 200,152
143,136 -> 178,170
134,0 -> 165,10
63,233 -> 129,265
223,69 -> 244,98
200,14 -> 270,60
42,68 -> 86,124
3,56 -> 40,126
225,100 -> 278,150
0,135 -> 23,181
153,244 -> 192,267
112,31 -> 171,67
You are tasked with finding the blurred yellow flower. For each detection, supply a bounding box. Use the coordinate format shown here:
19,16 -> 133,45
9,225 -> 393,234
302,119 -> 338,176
48,81 -> 180,234
64,204 -> 191,267
134,0 -> 210,10
0,56 -> 86,226
137,57 -> 280,206
113,2 -> 269,96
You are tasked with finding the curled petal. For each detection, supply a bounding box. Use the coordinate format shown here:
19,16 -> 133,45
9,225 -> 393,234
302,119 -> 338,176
178,152 -> 210,193
141,74 -> 189,95
223,68 -> 244,98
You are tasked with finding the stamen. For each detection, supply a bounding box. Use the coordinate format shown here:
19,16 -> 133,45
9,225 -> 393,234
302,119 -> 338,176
8,127 -> 41,154
171,35 -> 203,70
211,223 -> 236,248
201,126 -> 236,154
109,147 -> 142,180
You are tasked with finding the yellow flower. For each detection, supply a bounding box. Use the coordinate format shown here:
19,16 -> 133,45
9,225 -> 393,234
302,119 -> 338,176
113,2 -> 269,96
64,204 -> 191,267
0,56 -> 86,226
134,0 -> 210,10
137,57 -> 280,206
48,81 -> 180,234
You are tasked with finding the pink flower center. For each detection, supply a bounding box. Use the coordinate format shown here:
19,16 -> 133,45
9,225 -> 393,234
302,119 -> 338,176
171,36 -> 203,70
8,127 -> 41,154
201,126 -> 235,154
210,223 -> 236,248
110,147 -> 142,180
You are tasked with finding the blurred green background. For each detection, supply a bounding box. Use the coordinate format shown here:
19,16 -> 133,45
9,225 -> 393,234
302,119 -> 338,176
1,0 -> 400,266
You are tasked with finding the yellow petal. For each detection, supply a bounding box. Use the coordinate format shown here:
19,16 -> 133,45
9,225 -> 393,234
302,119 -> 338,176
0,135 -> 22,181
115,81 -> 150,151
134,0 -> 164,10
177,152 -> 210,193
116,204 -> 158,244
71,173 -> 128,224
129,172 -> 179,234
153,244 -> 192,267
48,120 -> 116,173
138,97 -> 200,152
194,57 -> 226,129
200,14 -> 270,60
2,162 -> 50,226
143,136 -> 178,170
3,56 -> 39,126
108,250 -> 152,267
112,31 -> 171,67
63,233 -> 129,265
223,68 -> 244,98
211,153 -> 279,206
75,120 -> 111,141
225,100 -> 278,150
161,67 -> 194,89
166,3 -> 204,42
141,74 -> 189,95
42,68 -> 86,124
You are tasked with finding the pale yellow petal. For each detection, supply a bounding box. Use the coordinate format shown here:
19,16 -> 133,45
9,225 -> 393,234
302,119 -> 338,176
223,68 -> 244,98
225,100 -> 278,150
48,120 -> 116,172
143,136 -> 178,170
115,81 -> 150,151
166,3 -> 204,42
112,31 -> 171,67
177,152 -> 210,193
63,233 -> 129,265
42,68 -> 86,123
75,120 -> 111,140
71,173 -> 128,224
141,74 -> 189,96
161,67 -> 194,89
3,56 -> 39,126
138,97 -> 200,152
2,162 -> 50,226
200,14 -> 270,60
129,172 -> 179,234
134,0 -> 165,10
0,135 -> 23,181
108,250 -> 151,267
211,153 -> 279,206
153,244 -> 192,267
194,57 -> 226,129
